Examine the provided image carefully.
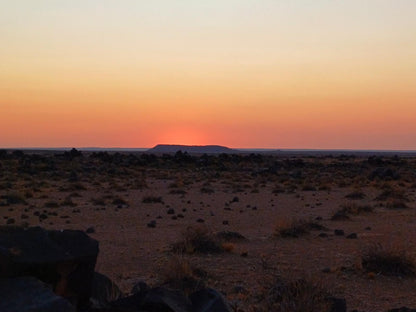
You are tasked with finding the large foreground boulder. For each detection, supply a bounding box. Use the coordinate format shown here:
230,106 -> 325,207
90,272 -> 123,308
189,288 -> 231,312
0,276 -> 75,312
0,226 -> 99,309
111,287 -> 193,312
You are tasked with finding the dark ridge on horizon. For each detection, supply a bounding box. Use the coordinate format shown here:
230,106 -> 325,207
148,144 -> 237,154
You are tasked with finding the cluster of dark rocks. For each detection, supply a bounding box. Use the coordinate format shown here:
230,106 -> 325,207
0,226 -> 231,312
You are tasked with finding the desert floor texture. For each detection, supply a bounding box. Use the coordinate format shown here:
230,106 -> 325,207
1,149 -> 416,311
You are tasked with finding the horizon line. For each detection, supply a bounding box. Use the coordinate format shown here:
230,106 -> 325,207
2,146 -> 416,153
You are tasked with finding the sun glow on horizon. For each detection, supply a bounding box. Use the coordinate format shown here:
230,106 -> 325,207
1,1 -> 415,149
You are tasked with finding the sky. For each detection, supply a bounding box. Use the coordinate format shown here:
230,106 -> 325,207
1,1 -> 415,149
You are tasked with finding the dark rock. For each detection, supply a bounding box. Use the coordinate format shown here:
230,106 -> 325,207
90,272 -> 122,308
326,296 -> 347,312
222,220 -> 229,225
0,226 -> 99,309
167,208 -> 175,215
131,280 -> 149,294
86,227 -> 95,234
388,308 -> 416,312
147,220 -> 156,228
346,233 -> 358,239
232,285 -> 248,294
112,286 -> 192,312
0,276 -> 75,312
196,218 -> 205,223
190,288 -> 231,312
319,233 -> 328,238
334,229 -> 345,236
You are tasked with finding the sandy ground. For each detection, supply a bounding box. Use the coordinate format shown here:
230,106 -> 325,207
1,153 -> 416,311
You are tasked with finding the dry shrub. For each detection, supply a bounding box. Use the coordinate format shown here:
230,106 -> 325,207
333,203 -> 373,217
275,218 -> 326,238
361,243 -> 416,277
375,186 -> 408,202
385,200 -> 409,209
259,276 -> 334,312
159,256 -> 207,294
142,196 -> 163,204
172,226 -> 224,254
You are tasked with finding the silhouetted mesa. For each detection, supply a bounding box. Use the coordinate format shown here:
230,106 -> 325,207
148,144 -> 237,154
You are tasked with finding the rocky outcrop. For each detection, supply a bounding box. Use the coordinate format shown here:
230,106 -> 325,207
0,226 -> 99,309
0,276 -> 75,312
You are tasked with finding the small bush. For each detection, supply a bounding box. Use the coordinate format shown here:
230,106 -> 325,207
142,196 -> 163,204
331,203 -> 374,220
61,197 -> 77,207
385,200 -> 408,209
172,226 -> 224,254
200,187 -> 214,194
260,276 -> 334,312
345,190 -> 366,200
169,189 -> 187,195
112,196 -> 128,206
361,244 -> 416,277
275,218 -> 327,238
44,201 -> 59,208
159,256 -> 207,294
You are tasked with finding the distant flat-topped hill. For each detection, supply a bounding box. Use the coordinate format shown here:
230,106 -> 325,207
148,144 -> 237,154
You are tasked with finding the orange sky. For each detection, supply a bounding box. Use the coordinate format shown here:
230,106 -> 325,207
1,1 -> 415,149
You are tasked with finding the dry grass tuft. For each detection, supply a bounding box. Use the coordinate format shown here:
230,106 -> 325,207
172,226 -> 224,254
274,218 -> 327,238
159,256 -> 207,294
259,275 -> 335,312
361,243 -> 416,277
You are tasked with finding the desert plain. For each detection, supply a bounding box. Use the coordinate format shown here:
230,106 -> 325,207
1,149 -> 416,312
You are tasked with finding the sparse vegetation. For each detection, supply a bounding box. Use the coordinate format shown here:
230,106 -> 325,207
259,275 -> 335,312
142,196 -> 163,204
361,243 -> 416,277
159,256 -> 207,294
172,226 -> 224,254
275,218 -> 327,238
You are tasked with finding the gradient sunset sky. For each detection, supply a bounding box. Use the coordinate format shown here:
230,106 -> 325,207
1,1 -> 415,149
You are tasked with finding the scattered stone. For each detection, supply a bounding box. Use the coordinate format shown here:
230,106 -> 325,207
322,267 -> 331,273
86,227 -> 95,234
334,229 -> 345,236
346,233 -> 357,239
196,218 -> 205,223
167,208 -> 175,215
147,220 -> 156,228
319,233 -> 328,238
222,220 -> 229,225
365,226 -> 372,231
